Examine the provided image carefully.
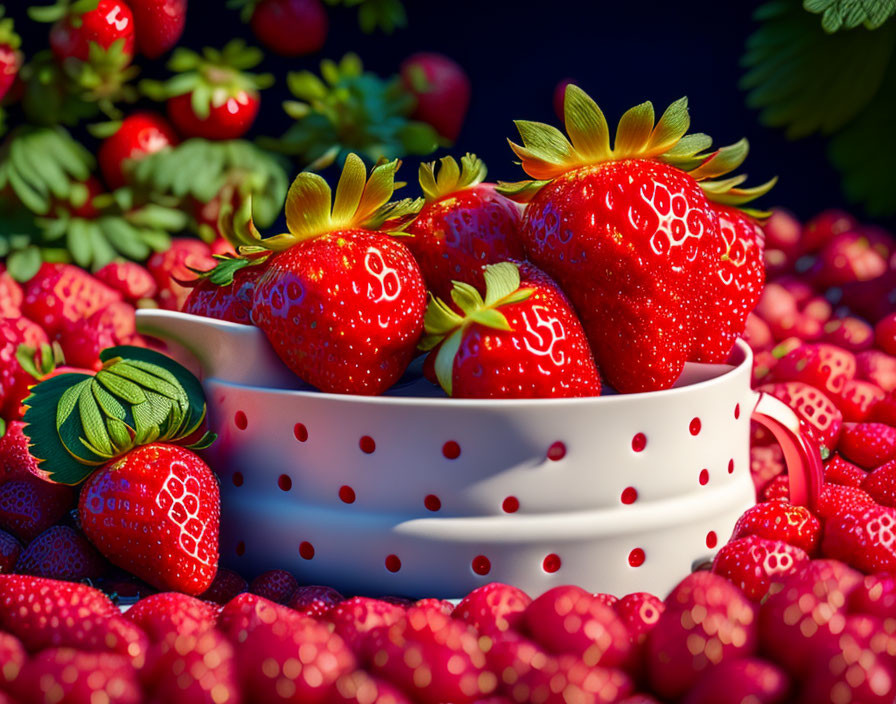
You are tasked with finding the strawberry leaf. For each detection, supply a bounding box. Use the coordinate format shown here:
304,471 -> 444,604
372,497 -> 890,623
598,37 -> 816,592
804,0 -> 896,32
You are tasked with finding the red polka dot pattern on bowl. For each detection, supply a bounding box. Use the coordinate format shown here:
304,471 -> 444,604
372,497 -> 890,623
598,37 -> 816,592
546,441 -> 566,461
442,441 -> 461,459
689,417 -> 701,435
472,555 -> 491,575
385,554 -> 401,572
359,436 -> 376,454
424,494 -> 441,512
543,554 -> 561,573
632,433 -> 647,452
299,541 -> 315,560
628,548 -> 645,567
339,485 -> 356,504
234,411 -> 247,430
294,423 -> 308,442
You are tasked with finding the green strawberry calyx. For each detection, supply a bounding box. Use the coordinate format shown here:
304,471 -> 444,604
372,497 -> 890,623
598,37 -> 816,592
22,345 -> 216,486
498,85 -> 775,214
419,153 -> 487,203
420,262 -> 533,396
0,6 -> 22,51
140,39 -> 274,119
16,342 -> 66,381
28,0 -> 101,25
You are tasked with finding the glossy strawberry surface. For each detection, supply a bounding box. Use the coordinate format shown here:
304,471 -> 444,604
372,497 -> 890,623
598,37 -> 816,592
252,229 -> 426,395
129,0 -> 187,58
78,443 -> 220,595
98,112 -> 178,189
167,89 -> 260,140
400,53 -> 470,142
183,262 -> 266,325
49,0 -> 135,63
250,0 -> 328,56
404,184 -> 524,301
521,159 -> 717,392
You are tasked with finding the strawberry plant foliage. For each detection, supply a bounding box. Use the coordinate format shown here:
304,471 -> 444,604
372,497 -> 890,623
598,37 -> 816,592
23,346 -> 215,485
804,0 -> 896,32
325,0 -> 407,33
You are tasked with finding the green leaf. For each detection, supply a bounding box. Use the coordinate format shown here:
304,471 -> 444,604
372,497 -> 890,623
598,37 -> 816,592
804,0 -> 896,32
6,246 -> 42,282
742,2 -> 896,137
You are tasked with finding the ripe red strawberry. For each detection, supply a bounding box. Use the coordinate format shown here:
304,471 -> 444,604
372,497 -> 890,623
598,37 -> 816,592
692,204 -> 765,363
838,421 -> 896,469
813,483 -> 876,521
750,444 -> 785,495
646,571 -> 758,699
217,591 -> 292,634
58,301 -> 137,371
592,592 -> 619,608
198,567 -> 248,604
368,606 -> 497,703
286,584 -> 345,619
452,582 -> 532,636
14,648 -> 141,704
509,654 -> 633,704
732,499 -> 821,555
485,631 -> 556,698
803,295 -> 832,324
129,0 -> 187,58
247,0 -> 328,56
144,627 -> 239,704
145,40 -> 272,140
682,657 -> 791,704
522,585 -> 632,668
751,349 -> 777,386
848,573 -> 896,619
47,0 -> 135,64
21,263 -> 121,336
823,315 -> 875,352
834,379 -> 886,422
743,312 -> 773,350
247,155 -> 426,395
125,591 -> 218,640
0,265 -> 22,317
872,392 -> 896,426
506,87 -> 770,391
801,209 -> 857,253
757,380 -> 843,452
0,527 -> 21,572
774,276 -> 814,308
332,670 -> 415,704
413,598 -> 455,616
15,525 -> 107,581
325,596 -> 406,657
863,460 -> 896,507
0,10 -> 21,103
824,453 -> 867,487
0,574 -> 147,657
773,342 -> 856,397
811,231 -> 889,288
183,258 -> 267,325
249,568 -> 298,604
94,260 -> 158,303
403,154 -> 525,301
876,312 -> 896,355
711,535 -> 808,601
614,591 -> 664,662
754,282 -> 798,326
823,505 -> 896,574
0,320 -> 44,416
856,349 -> 896,393
422,261 -> 601,398
98,112 -> 178,189
78,443 -> 220,595
400,52 -> 471,141
0,631 -> 25,692
147,238 -> 215,311
761,475 -> 790,502
0,478 -> 75,544
763,208 -> 801,256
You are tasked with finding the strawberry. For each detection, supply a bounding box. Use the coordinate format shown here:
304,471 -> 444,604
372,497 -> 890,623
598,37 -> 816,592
485,632 -> 556,698
21,263 -> 121,336
452,582 -> 532,636
0,9 -> 21,103
45,0 -> 136,65
711,535 -> 808,601
834,379 -> 886,422
0,574 -> 147,657
332,670 -> 415,704
98,112 -> 178,190
646,571 -> 758,699
504,86 -> 771,391
183,257 -> 267,325
681,658 -> 791,704
0,265 -> 22,317
773,342 -> 856,397
146,238 -> 215,311
763,208 -> 801,257
0,321 -> 43,417
245,155 -> 426,395
613,591 -> 664,651
506,654 -> 633,704
750,444 -> 785,495
755,282 -> 798,326
863,460 -> 896,507
743,312 -> 774,350
824,453 -> 867,487
761,475 -> 791,502
124,591 -> 217,640
876,312 -> 896,355
873,393 -> 896,426
0,478 -> 75,544
129,0 -> 187,58
810,231 -> 889,287
0,527 -> 21,572
288,584 -> 345,617
592,592 -> 619,608
13,648 -> 141,704
422,261 -> 601,398
849,573 -> 896,619
801,209 -> 858,253
58,301 -> 137,371
841,270 -> 896,324
144,627 -> 239,704
774,276 -> 814,308
691,204 -> 765,363
813,483 -> 876,521
856,349 -> 896,393
93,261 -> 158,303
837,421 -> 896,469
325,596 -> 406,658
751,349 -> 777,387
822,505 -> 896,574
144,40 -> 273,140
400,53 -> 471,141
731,499 -> 821,554
757,380 -> 843,452
368,606 -> 496,703
767,310 -> 823,343
198,567 -> 248,604
822,316 -> 875,352
15,525 -> 107,581
803,295 -> 832,324
246,0 -> 328,56
0,631 -> 25,691
522,585 -> 632,668
249,568 -> 298,604
78,443 -> 220,595
404,154 -> 525,301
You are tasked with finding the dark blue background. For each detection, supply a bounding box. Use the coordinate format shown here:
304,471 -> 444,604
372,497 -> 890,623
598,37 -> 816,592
10,0 -> 871,225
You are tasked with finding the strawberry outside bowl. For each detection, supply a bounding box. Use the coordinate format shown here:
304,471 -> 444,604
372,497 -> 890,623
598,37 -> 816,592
136,309 -> 822,599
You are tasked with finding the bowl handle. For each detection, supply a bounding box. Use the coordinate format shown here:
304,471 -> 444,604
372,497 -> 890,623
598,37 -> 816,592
750,391 -> 824,511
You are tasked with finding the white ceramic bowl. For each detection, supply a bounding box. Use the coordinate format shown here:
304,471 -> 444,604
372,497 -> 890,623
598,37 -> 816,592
137,310 -> 821,599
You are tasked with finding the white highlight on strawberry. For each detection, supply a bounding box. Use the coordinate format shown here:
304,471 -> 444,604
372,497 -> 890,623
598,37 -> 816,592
104,6 -> 130,32
364,247 -> 401,303
521,304 -> 567,366
156,463 -> 212,567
